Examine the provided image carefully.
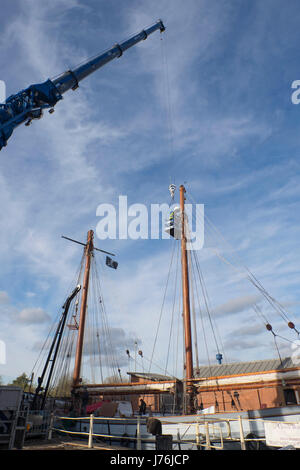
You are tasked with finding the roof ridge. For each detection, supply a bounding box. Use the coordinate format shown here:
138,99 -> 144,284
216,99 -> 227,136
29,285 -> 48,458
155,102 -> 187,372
198,357 -> 291,368
195,357 -> 295,377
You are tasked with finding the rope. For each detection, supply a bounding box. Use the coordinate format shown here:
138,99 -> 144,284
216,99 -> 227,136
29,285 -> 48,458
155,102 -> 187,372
164,240 -> 180,375
186,189 -> 299,336
187,248 -> 200,372
31,245 -> 127,397
190,242 -> 221,357
90,255 -> 121,380
149,238 -> 177,372
181,201 -> 228,363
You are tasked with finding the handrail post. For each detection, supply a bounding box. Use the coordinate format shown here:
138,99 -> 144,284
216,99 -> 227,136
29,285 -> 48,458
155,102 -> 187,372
47,412 -> 54,440
238,416 -> 246,450
226,419 -> 232,439
137,415 -> 141,450
88,414 -> 94,449
219,425 -> 224,450
205,422 -> 211,450
196,421 -> 200,450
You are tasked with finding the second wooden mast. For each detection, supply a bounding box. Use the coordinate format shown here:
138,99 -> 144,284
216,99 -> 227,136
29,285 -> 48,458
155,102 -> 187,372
179,185 -> 195,414
72,229 -> 94,389
71,192 -> 196,413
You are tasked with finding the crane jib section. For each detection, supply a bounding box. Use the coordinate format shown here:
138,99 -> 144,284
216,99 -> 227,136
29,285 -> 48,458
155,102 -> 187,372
0,19 -> 165,151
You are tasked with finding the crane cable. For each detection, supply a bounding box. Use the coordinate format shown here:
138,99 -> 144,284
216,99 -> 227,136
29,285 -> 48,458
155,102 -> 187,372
160,32 -> 175,162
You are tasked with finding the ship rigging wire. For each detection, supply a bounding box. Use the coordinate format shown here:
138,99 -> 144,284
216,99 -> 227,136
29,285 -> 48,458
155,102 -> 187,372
164,240 -> 180,375
149,236 -> 177,373
149,206 -> 226,380
184,188 -> 299,363
30,250 -> 124,399
186,189 -> 299,333
149,182 -> 299,379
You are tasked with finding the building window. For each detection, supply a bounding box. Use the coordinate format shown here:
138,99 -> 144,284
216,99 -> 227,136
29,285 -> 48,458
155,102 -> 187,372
284,389 -> 297,405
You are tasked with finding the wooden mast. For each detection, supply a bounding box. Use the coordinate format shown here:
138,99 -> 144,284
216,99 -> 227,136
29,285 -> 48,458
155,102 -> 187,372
179,185 -> 195,414
72,229 -> 94,389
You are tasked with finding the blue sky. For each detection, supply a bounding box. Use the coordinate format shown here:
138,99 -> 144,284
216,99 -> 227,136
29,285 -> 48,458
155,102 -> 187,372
1,0 -> 300,384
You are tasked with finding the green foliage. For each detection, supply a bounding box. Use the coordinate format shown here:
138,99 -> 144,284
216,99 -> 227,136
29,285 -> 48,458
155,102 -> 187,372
104,374 -> 129,384
7,372 -> 31,391
50,374 -> 73,397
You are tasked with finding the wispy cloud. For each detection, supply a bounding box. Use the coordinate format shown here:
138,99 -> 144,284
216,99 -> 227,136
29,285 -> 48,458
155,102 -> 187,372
18,307 -> 50,324
214,294 -> 262,317
0,291 -> 9,304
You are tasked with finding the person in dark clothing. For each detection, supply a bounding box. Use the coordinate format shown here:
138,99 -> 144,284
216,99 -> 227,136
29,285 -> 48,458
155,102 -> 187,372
81,387 -> 89,416
139,398 -> 147,415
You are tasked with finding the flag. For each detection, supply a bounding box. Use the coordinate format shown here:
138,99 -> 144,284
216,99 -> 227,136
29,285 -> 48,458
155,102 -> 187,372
106,256 -> 118,269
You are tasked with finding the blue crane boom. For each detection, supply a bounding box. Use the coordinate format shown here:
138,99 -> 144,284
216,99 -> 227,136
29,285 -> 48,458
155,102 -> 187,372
0,19 -> 165,151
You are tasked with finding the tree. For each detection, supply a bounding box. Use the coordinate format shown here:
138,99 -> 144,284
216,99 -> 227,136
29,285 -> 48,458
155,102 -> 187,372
50,374 -> 73,397
8,373 -> 31,391
104,374 -> 130,384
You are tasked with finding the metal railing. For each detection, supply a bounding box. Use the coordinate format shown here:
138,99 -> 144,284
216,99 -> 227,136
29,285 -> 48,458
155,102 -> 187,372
50,415 -> 150,449
26,410 -> 52,437
44,413 -> 300,450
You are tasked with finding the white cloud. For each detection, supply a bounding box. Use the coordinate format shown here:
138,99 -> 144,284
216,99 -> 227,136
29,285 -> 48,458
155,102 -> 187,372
18,307 -> 50,324
26,292 -> 36,298
214,294 -> 262,317
0,291 -> 9,304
